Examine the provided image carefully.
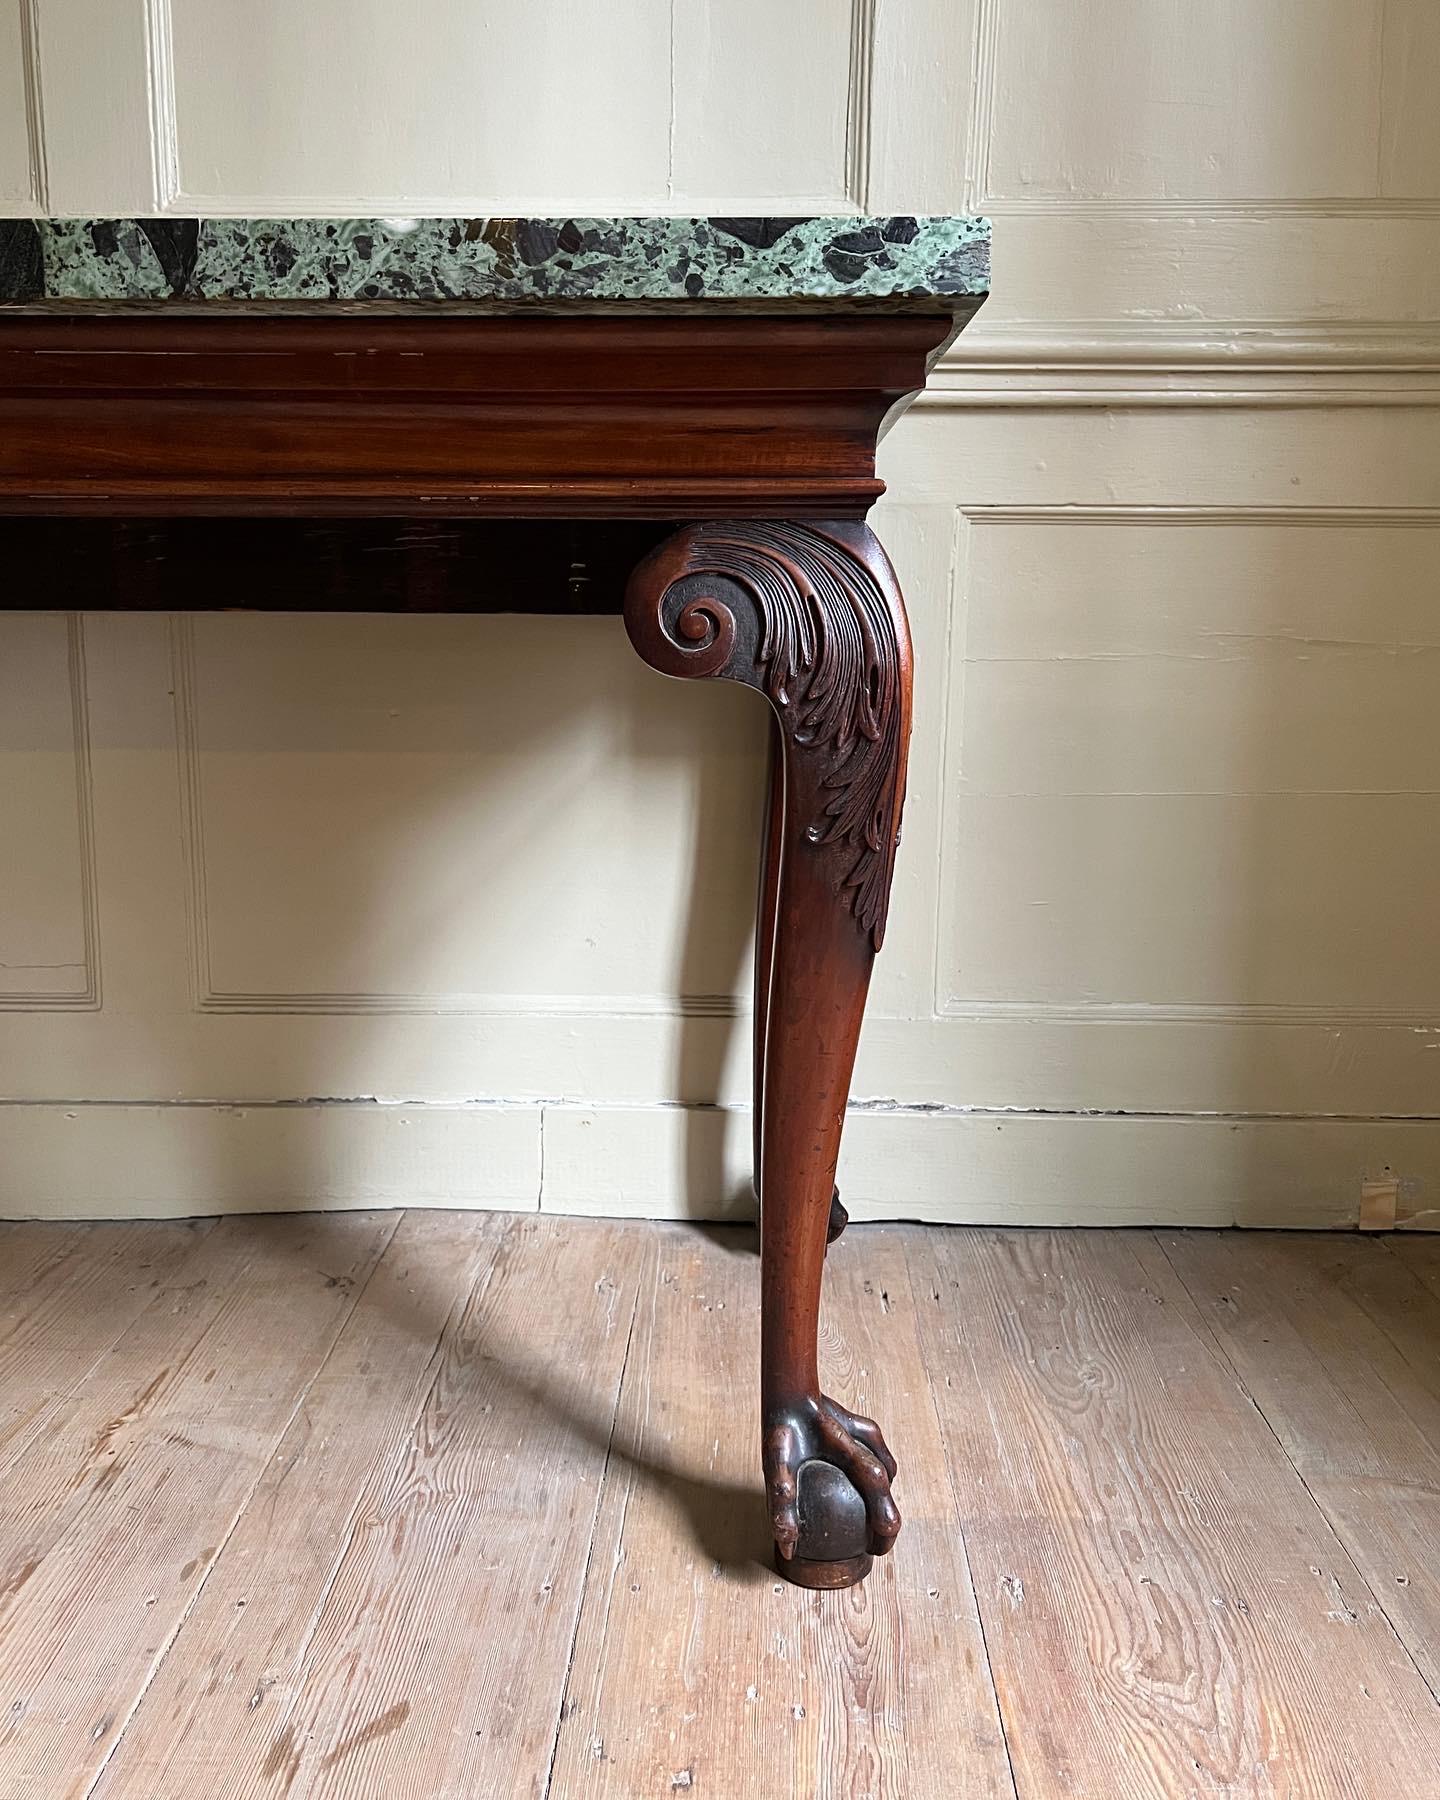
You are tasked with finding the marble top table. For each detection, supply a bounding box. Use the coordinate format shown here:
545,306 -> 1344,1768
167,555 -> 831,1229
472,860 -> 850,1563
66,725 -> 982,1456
0,216 -> 990,1592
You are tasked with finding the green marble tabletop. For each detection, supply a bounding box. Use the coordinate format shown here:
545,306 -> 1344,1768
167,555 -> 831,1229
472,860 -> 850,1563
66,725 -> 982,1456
0,216 -> 989,309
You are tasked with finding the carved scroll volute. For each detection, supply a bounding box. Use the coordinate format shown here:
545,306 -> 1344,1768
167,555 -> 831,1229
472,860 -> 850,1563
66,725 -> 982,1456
624,521 -> 913,951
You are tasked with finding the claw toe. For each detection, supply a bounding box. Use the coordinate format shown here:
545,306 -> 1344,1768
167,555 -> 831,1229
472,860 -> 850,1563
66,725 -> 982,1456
764,1393 -> 902,1572
870,1492 -> 902,1554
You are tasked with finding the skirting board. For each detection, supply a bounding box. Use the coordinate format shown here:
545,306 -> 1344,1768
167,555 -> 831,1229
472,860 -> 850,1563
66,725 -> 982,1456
1,1101 -> 1437,1229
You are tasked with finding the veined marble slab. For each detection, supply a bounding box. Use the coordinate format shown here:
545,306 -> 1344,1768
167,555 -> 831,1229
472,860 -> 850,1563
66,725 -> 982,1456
0,216 -> 988,308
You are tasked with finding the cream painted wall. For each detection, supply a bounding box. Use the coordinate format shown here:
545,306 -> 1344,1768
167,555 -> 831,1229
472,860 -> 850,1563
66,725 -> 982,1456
3,0 -> 1440,1223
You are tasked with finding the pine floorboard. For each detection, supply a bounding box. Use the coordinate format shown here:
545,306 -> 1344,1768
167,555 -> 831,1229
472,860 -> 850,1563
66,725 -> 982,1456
2,1214 -> 1440,1798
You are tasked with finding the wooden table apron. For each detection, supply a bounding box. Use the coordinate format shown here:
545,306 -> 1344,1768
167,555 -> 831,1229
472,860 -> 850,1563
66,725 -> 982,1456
0,305 -> 956,1590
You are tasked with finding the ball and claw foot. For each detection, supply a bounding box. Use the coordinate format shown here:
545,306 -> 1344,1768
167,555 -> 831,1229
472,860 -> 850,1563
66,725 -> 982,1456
765,1395 -> 900,1589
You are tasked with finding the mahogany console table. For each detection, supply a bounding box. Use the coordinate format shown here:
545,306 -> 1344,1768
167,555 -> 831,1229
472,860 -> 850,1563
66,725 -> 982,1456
0,214 -> 989,1590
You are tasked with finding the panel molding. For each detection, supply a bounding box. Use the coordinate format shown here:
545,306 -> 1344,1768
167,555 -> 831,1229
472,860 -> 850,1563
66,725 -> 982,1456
982,197 -> 1440,222
0,615 -> 101,1011
936,502 -> 1440,1027
144,0 -> 179,208
844,0 -> 876,211
18,0 -> 47,211
960,0 -> 1000,214
928,322 -> 1440,408
168,616 -> 741,1019
160,191 -> 863,219
952,503 -> 1440,527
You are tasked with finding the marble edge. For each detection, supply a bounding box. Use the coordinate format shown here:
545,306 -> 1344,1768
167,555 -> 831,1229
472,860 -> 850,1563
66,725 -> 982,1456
0,215 -> 990,308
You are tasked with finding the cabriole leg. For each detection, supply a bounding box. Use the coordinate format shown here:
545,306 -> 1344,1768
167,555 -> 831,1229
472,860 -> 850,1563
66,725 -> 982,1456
755,726 -> 848,1249
625,519 -> 912,1590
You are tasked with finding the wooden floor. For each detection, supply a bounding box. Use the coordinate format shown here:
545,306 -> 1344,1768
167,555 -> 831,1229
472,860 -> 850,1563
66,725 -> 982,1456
3,1215 -> 1440,1797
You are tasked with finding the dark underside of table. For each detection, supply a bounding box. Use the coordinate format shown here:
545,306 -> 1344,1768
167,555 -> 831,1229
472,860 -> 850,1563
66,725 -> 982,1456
0,301 -> 964,1589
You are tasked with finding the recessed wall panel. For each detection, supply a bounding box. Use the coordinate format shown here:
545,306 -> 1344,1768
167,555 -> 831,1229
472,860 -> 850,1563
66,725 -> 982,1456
0,616 -> 93,1004
181,615 -> 765,1012
941,519 -> 1440,1016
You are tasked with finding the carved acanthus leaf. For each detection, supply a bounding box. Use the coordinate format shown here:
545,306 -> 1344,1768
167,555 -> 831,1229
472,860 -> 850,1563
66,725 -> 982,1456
630,522 -> 908,949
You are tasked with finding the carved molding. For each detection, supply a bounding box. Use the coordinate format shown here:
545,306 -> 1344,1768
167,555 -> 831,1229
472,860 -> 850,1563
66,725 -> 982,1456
625,520 -> 911,951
